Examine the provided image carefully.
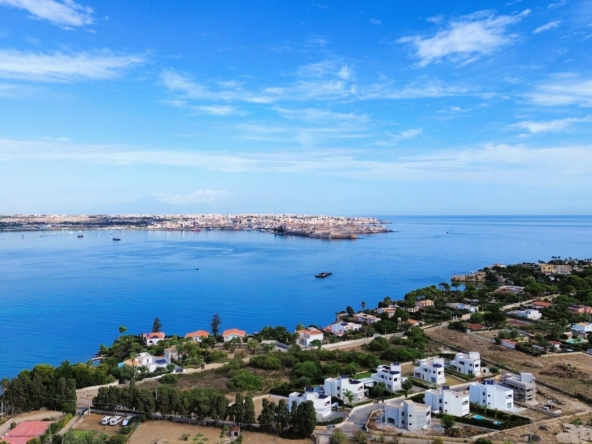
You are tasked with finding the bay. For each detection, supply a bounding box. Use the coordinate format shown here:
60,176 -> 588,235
1,215 -> 591,379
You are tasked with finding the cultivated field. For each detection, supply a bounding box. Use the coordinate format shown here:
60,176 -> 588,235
427,326 -> 592,407
128,421 -> 313,444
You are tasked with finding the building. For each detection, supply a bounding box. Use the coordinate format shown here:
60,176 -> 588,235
377,306 -> 397,317
500,373 -> 536,402
425,386 -> 470,416
555,264 -> 573,275
371,363 -> 404,392
222,328 -> 246,342
539,263 -> 556,274
569,305 -> 592,315
143,332 -> 165,346
164,345 -> 178,363
297,328 -> 324,347
501,339 -> 517,349
495,286 -> 525,295
571,322 -> 592,337
329,322 -> 362,336
185,330 -> 209,342
449,352 -> 482,377
532,301 -> 552,309
288,388 -> 332,419
413,358 -> 446,385
324,375 -> 365,402
384,399 -> 431,431
469,380 -> 514,410
416,299 -> 434,309
514,309 -> 542,321
354,313 -> 380,324
122,352 -> 169,373
466,323 -> 486,332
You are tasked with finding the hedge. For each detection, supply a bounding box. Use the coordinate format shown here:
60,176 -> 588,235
317,417 -> 344,426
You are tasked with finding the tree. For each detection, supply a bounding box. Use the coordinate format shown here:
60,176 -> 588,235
346,306 -> 355,317
211,314 -> 221,337
276,399 -> 291,433
343,389 -> 355,405
152,318 -> 162,333
243,396 -> 255,424
118,326 -> 127,335
432,438 -> 445,444
311,339 -> 323,350
295,323 -> 305,331
361,301 -> 366,311
293,401 -> 316,437
441,414 -> 456,429
402,379 -> 413,397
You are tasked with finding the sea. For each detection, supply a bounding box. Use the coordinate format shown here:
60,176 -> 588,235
2,216 -> 591,379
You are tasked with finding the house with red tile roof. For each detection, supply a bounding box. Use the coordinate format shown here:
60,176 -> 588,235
296,328 -> 324,347
143,332 -> 165,345
222,328 -> 246,342
501,339 -> 517,349
466,323 -> 485,331
532,301 -> 552,309
185,330 -> 209,342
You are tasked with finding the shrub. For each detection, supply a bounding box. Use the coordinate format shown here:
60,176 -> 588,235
161,373 -> 178,384
368,337 -> 389,351
227,370 -> 263,391
249,354 -> 283,370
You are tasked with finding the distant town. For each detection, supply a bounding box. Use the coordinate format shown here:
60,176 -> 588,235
0,214 -> 391,240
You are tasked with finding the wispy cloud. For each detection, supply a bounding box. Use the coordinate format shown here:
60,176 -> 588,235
273,107 -> 368,123
154,190 -> 230,205
527,76 -> 592,106
369,18 -> 381,25
398,9 -> 530,66
510,116 -> 592,133
1,139 -> 592,185
196,105 -> 241,116
0,49 -> 144,82
0,0 -> 93,28
533,20 -> 561,34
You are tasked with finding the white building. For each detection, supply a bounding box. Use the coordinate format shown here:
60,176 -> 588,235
122,352 -> 169,373
413,358 -> 446,385
425,386 -> 470,417
449,352 -> 482,376
354,313 -> 380,324
324,375 -> 365,402
142,332 -> 165,346
514,309 -> 542,320
371,363 -> 404,392
288,389 -> 332,419
376,306 -> 397,317
571,322 -> 592,337
222,328 -> 246,342
163,346 -> 178,363
384,399 -> 431,431
296,328 -> 324,347
469,380 -> 514,411
329,322 -> 362,336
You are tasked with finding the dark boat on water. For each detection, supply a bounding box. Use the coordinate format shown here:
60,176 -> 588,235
77,234 -> 84,238
112,238 -> 121,241
315,272 -> 332,278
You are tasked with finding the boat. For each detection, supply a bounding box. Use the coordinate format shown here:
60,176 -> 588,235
315,272 -> 332,278
112,238 -> 121,241
77,234 -> 84,238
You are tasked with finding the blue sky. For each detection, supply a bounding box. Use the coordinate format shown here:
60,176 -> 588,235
0,0 -> 591,215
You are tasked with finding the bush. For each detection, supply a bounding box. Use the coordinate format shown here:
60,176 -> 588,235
331,429 -> 347,444
249,354 -> 283,370
353,430 -> 367,443
227,370 -> 263,391
368,337 -> 389,351
160,373 -> 178,384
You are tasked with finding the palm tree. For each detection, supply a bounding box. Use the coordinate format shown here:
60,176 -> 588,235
361,301 -> 366,311
343,389 -> 355,406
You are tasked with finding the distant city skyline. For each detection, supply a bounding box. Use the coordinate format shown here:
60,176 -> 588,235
1,0 -> 591,215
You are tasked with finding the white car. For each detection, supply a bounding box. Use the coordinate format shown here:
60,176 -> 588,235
100,416 -> 111,425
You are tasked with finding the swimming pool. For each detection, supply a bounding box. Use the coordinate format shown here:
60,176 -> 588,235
470,414 -> 501,425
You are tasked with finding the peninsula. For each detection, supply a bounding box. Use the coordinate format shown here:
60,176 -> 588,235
0,213 -> 391,239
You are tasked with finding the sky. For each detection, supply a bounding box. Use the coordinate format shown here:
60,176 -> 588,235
0,0 -> 591,215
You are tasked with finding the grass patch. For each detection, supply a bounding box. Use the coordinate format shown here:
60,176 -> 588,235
68,430 -> 96,438
354,371 -> 372,379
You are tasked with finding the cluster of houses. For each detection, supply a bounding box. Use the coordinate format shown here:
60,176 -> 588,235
287,350 -> 536,431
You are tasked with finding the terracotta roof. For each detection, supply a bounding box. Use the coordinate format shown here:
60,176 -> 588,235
298,328 -> 323,335
143,332 -> 165,339
466,323 -> 485,331
532,301 -> 552,307
501,339 -> 517,345
407,319 -> 420,325
185,330 -> 209,338
222,328 -> 246,337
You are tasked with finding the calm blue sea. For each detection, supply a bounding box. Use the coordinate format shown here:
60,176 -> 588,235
2,216 -> 591,379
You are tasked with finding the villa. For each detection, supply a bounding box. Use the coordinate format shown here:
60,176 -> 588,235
384,399 -> 431,431
425,386 -> 470,416
222,328 -> 246,342
324,375 -> 365,402
142,332 -> 165,346
571,322 -> 592,337
288,388 -> 332,420
354,313 -> 380,324
329,322 -> 362,336
185,330 -> 209,342
449,352 -> 481,377
371,362 -> 404,392
469,380 -> 514,411
296,328 -> 324,347
413,358 -> 446,385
